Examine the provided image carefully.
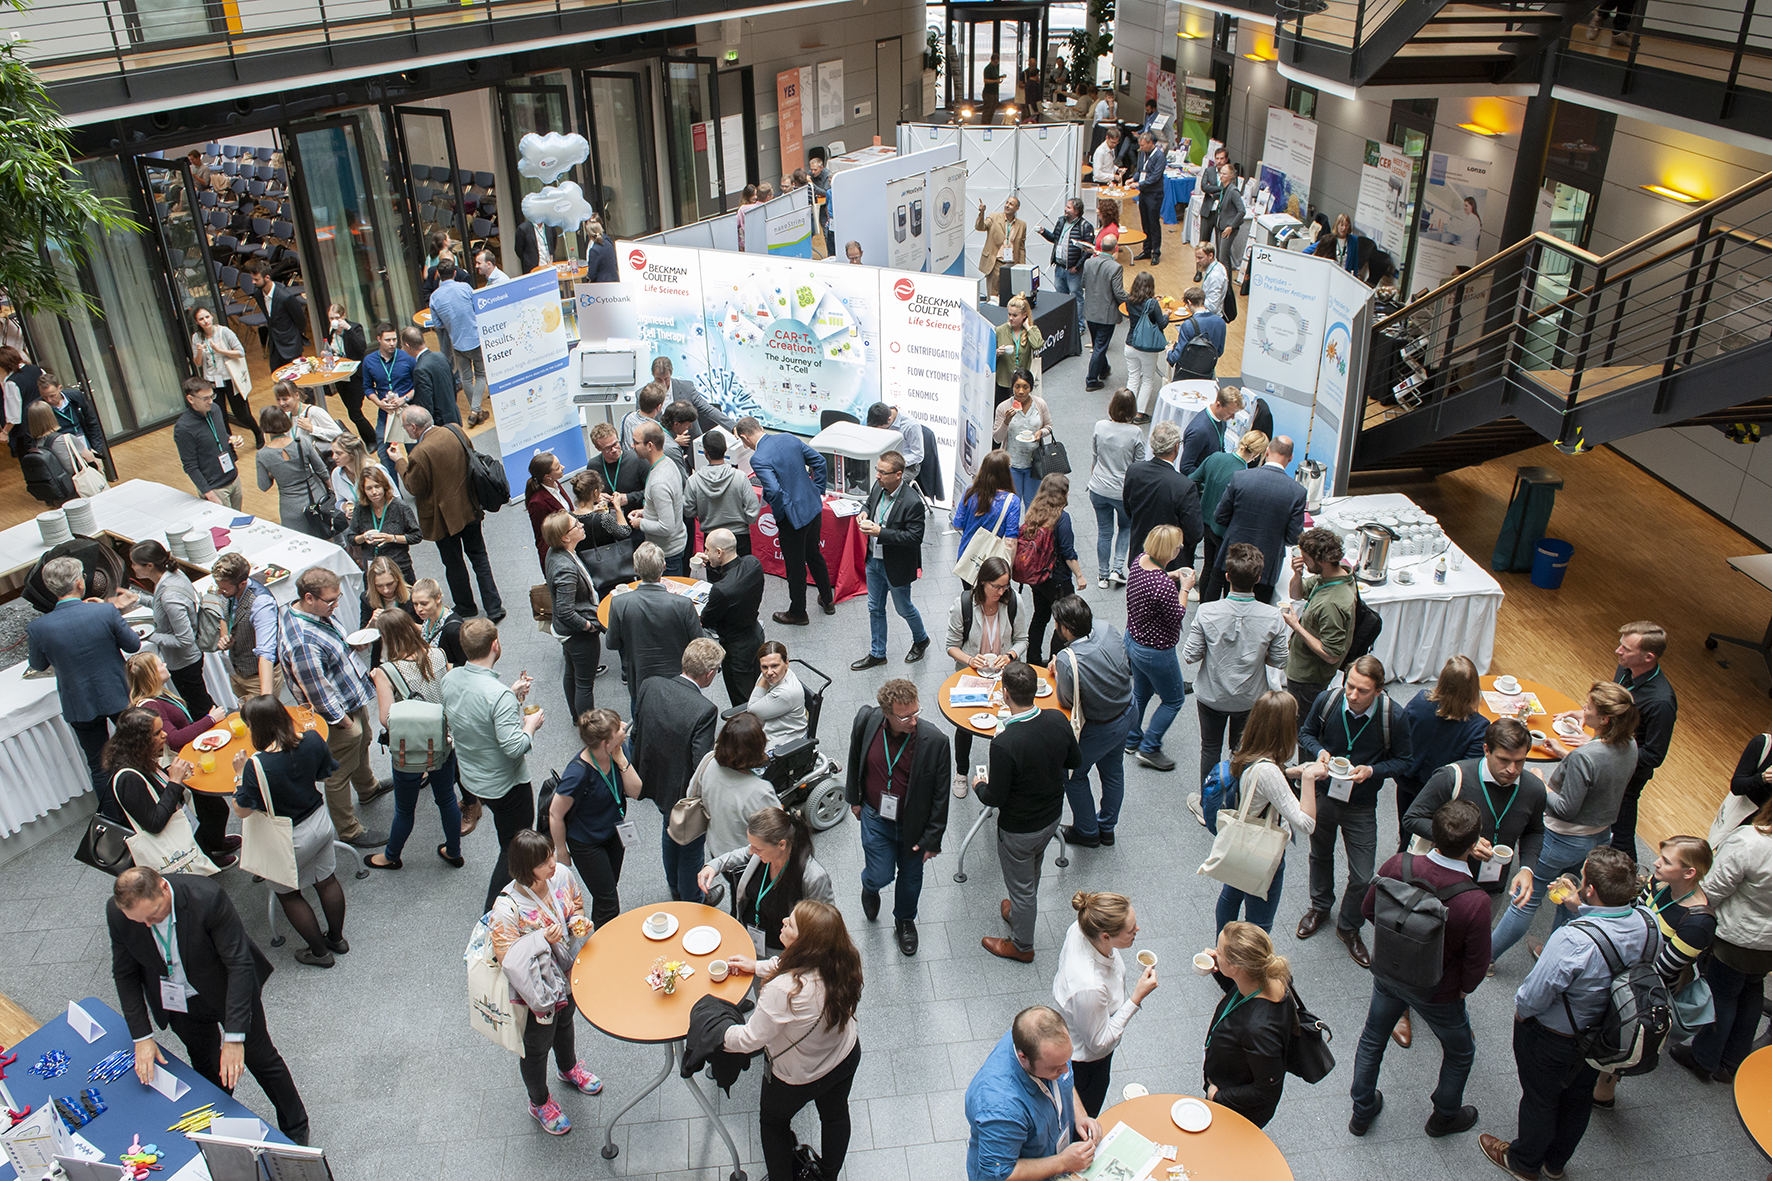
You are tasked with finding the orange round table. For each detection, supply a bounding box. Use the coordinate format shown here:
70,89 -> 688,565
1477,675 -> 1592,761
1120,300 -> 1186,325
412,308 -> 433,328
1118,229 -> 1148,249
177,706 -> 329,794
595,575 -> 706,629
571,901 -> 754,1171
1098,185 -> 1139,202
272,357 -> 359,388
1733,1044 -> 1772,1176
1096,1093 -> 1292,1180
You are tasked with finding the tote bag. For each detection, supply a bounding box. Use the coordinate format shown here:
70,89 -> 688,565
955,497 -> 1017,585
117,772 -> 219,877
53,434 -> 108,498
669,753 -> 715,845
237,754 -> 300,890
464,915 -> 527,1053
1711,734 -> 1771,847
1198,760 -> 1289,896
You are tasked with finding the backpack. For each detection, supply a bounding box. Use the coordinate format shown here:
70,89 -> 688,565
1011,524 -> 1056,587
1369,853 -> 1486,992
20,441 -> 75,506
1342,585 -> 1383,670
1171,329 -> 1220,381
447,423 -> 511,513
534,767 -> 562,833
958,590 -> 1019,647
1200,759 -> 1236,834
194,589 -> 229,652
1563,912 -> 1671,1076
381,661 -> 449,772
1223,280 -> 1239,324
1314,688 -> 1393,759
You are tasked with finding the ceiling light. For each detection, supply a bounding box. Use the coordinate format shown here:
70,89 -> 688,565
1458,121 -> 1502,136
1640,183 -> 1701,203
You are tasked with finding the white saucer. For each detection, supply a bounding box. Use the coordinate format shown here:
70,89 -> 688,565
641,914 -> 680,941
1554,718 -> 1584,738
1035,683 -> 1054,698
682,925 -> 721,956
344,628 -> 379,647
193,729 -> 232,752
969,712 -> 999,731
1494,679 -> 1522,696
1171,1096 -> 1212,1133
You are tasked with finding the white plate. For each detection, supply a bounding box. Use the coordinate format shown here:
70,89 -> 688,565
969,712 -> 999,731
1171,1097 -> 1212,1133
344,628 -> 379,647
682,925 -> 721,956
1494,678 -> 1521,695
641,914 -> 680,941
1035,683 -> 1054,698
131,623 -> 154,639
192,729 -> 232,752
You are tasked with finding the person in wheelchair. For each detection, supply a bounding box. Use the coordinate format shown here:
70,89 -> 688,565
750,641 -> 810,752
697,806 -> 835,957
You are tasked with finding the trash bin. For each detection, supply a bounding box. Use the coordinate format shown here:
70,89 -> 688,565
1531,539 -> 1574,590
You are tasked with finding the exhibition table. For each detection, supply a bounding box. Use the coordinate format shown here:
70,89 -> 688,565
1163,174 -> 1197,225
0,481 -> 361,840
1733,1044 -> 1772,1175
1152,381 -> 1216,441
570,902 -> 754,1176
1314,492 -> 1503,682
0,996 -> 290,1181
978,295 -> 1082,373
596,576 -> 708,630
751,495 -> 868,604
1094,1093 -> 1292,1181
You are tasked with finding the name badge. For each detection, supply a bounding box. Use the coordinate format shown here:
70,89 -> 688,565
746,925 -> 767,959
217,450 -> 235,474
1327,774 -> 1354,803
1479,856 -> 1505,883
870,535 -> 883,560
880,793 -> 900,821
614,820 -> 640,849
160,978 -> 189,1013
999,243 -> 1014,263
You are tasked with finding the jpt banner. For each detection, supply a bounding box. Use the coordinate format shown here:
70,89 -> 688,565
885,174 -> 927,271
475,270 -> 585,490
927,163 -> 969,276
776,69 -> 805,174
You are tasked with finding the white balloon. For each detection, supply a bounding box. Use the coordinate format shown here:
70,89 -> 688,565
516,131 -> 589,183
522,181 -> 594,230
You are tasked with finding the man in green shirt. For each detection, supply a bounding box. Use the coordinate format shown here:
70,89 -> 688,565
1282,528 -> 1356,718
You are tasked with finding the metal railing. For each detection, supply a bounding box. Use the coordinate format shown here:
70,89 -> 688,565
1363,169 -> 1772,450
1555,0 -> 1772,123
1271,0 -> 1569,81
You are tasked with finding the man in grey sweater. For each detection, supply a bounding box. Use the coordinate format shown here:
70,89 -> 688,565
628,420 -> 689,575
685,430 -> 760,557
1181,542 -> 1289,820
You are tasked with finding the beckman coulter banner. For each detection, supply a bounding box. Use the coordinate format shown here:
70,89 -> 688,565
879,270 -> 978,502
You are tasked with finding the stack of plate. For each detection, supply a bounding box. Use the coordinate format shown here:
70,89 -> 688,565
165,525 -> 191,559
63,498 -> 97,537
181,524 -> 217,566
37,510 -> 71,546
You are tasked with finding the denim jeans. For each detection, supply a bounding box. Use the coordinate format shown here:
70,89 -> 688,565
1086,322 -> 1116,385
1089,490 -> 1131,579
661,825 -> 705,903
1065,706 -> 1134,837
1349,977 -> 1476,1122
1125,635 -> 1186,755
1051,264 -> 1083,343
1012,465 -> 1039,507
1692,954 -> 1768,1074
663,546 -> 689,577
866,557 -> 928,658
1216,854 -> 1285,933
1510,1018 -> 1598,1175
858,805 -> 926,921
385,752 -> 462,862
1308,796 -> 1378,934
1489,827 -> 1610,963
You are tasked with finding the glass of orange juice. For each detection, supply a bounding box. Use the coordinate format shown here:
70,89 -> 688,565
199,752 -> 216,773
229,716 -> 247,739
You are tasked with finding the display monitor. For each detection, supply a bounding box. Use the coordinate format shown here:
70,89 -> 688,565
578,348 -> 638,388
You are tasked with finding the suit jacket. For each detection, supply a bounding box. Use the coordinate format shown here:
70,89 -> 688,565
409,350 -> 460,427
1121,457 -> 1203,571
844,706 -> 951,854
974,210 -> 1027,278
27,598 -> 140,722
1213,464 -> 1306,584
514,220 -> 562,274
585,237 -> 619,284
544,546 -> 600,636
1178,409 -> 1226,477
256,282 -> 308,358
1214,185 -> 1247,242
1134,146 -> 1167,193
1080,252 -> 1128,325
631,674 -> 718,810
52,389 -> 107,458
606,583 -> 705,688
1401,758 -> 1548,891
700,555 -> 765,650
108,873 -> 274,1039
749,432 -> 827,531
863,480 -> 925,587
333,320 -> 368,400
401,424 -> 480,539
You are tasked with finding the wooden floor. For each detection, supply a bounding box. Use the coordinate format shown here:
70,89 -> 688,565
0,990 -> 40,1045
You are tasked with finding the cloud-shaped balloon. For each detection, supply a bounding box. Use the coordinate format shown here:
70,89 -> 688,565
522,181 -> 595,230
517,132 -> 590,183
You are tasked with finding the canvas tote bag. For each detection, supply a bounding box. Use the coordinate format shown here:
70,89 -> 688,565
118,771 -> 219,877
955,497 -> 1017,586
237,754 -> 300,890
1198,759 -> 1289,897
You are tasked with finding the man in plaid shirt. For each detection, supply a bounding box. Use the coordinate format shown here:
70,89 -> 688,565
278,567 -> 389,847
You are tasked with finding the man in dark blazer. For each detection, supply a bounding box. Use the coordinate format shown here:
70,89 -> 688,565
1177,386 -> 1244,477
632,639 -> 723,904
736,416 -> 833,625
1212,434 -> 1307,603
649,356 -> 735,434
1121,420 -> 1203,571
39,374 -> 108,467
853,450 -> 930,671
845,678 -> 951,956
27,555 -> 140,814
246,261 -> 308,374
513,217 -> 562,274
1131,133 -> 1168,263
108,867 -> 309,1143
400,326 -> 460,427
697,527 -> 766,706
1079,234 -> 1128,391
390,405 -> 503,621
606,541 -> 706,716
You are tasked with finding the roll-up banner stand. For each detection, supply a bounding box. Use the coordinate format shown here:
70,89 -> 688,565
475,269 -> 587,489
886,173 -> 928,271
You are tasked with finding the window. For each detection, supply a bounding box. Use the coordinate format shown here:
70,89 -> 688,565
1285,82 -> 1318,121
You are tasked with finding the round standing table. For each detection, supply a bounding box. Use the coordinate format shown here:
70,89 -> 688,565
272,358 -> 360,391
1153,380 -> 1218,443
572,901 -> 756,1180
1734,1044 -> 1772,1180
596,576 -> 708,629
177,706 -> 329,794
1095,1093 -> 1292,1180
1476,675 -> 1593,762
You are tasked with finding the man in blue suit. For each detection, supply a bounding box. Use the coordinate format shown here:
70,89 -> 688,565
1177,383 -> 1243,477
1211,434 -> 1308,604
736,415 -> 833,626
27,556 -> 142,815
1131,133 -> 1168,264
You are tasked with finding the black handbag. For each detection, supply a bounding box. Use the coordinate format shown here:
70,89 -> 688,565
298,436 -> 348,536
791,1143 -> 822,1181
1284,983 -> 1336,1083
580,540 -> 635,598
75,813 -> 135,876
1030,437 -> 1071,478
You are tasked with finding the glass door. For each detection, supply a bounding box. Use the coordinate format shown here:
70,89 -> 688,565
582,69 -> 661,238
500,78 -> 581,268
945,6 -> 1045,119
663,59 -> 723,224
286,116 -> 402,335
391,106 -> 469,261
117,0 -> 222,45
135,154 -> 222,342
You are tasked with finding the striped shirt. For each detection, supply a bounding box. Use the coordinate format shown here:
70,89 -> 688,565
278,607 -> 373,723
1642,881 -> 1716,984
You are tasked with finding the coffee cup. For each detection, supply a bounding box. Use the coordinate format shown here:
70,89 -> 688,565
646,911 -> 670,935
1530,730 -> 1546,745
1192,951 -> 1215,975
1122,1083 -> 1151,1101
1491,844 -> 1514,864
1136,950 -> 1158,969
1495,675 -> 1521,695
708,959 -> 729,981
1329,756 -> 1353,778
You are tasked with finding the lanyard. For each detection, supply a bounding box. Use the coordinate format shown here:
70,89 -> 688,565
152,914 -> 177,969
376,352 -> 398,387
153,691 -> 189,720
753,862 -> 782,922
204,408 -> 224,449
876,489 -> 897,524
1619,666 -> 1660,689
1003,707 -> 1041,727
54,402 -> 76,428
588,752 -> 625,815
1206,988 -> 1258,1046
1651,885 -> 1696,915
882,729 -> 912,784
600,455 -> 621,492
1341,707 -> 1373,750
370,503 -> 388,534
1305,576 -> 1352,610
1476,761 -> 1520,829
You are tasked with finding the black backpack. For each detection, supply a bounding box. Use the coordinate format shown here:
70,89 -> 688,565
1342,585 -> 1383,670
1171,331 -> 1220,381
1369,853 -> 1485,992
1564,912 -> 1671,1076
20,441 -> 74,506
1314,687 -> 1393,759
958,591 -> 1018,648
447,423 -> 511,513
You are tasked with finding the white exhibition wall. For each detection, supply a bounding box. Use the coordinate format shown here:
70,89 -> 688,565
827,141 -> 962,273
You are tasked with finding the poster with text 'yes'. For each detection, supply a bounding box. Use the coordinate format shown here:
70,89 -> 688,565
475,269 -> 585,490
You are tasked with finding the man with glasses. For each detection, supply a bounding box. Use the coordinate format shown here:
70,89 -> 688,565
277,567 -> 389,848
846,679 -> 951,957
173,377 -> 245,509
852,450 -> 931,671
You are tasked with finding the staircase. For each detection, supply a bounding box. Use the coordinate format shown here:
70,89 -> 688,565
1352,169 -> 1772,476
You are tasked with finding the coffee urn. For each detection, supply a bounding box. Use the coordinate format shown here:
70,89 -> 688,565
1354,523 -> 1397,586
1295,459 -> 1326,512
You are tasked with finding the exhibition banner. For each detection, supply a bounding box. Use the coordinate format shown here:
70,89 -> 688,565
573,281 -> 640,343
1414,152 -> 1491,293
927,162 -> 969,276
880,270 -> 977,502
475,268 -> 585,491
1321,262 -> 1374,496
1355,141 -> 1412,256
885,174 -> 928,272
620,241 -> 712,384
817,60 -> 845,131
952,302 -> 999,506
777,69 -> 805,174
764,196 -> 817,257
1259,106 -> 1318,220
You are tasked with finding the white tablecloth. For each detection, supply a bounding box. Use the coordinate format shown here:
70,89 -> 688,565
0,481 -> 362,838
1312,492 -> 1503,683
1153,381 -> 1215,450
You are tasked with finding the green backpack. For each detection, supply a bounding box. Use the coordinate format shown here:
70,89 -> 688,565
382,660 -> 449,772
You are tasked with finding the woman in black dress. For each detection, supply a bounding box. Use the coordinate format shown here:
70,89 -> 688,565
1199,920 -> 1294,1128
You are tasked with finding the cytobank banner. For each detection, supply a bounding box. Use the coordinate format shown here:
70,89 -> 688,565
474,269 -> 585,491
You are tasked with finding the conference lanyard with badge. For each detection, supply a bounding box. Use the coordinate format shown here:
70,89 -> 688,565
152,919 -> 188,1013
1325,703 -> 1372,803
871,490 -> 896,560
205,410 -> 234,475
1034,1074 -> 1069,1154
590,755 -> 638,849
1475,760 -> 1519,883
747,864 -> 781,957
877,727 -> 912,820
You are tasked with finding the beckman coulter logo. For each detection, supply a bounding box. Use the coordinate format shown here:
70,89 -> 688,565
627,248 -> 647,270
893,278 -> 916,301
757,512 -> 780,538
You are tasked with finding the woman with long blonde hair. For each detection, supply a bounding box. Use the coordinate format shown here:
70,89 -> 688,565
1198,921 -> 1295,1128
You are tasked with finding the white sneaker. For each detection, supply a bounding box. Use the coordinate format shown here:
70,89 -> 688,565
953,773 -> 970,799
1585,11 -> 1599,38
1109,570 -> 1127,586
1186,791 -> 1207,827
1098,577 -> 1109,589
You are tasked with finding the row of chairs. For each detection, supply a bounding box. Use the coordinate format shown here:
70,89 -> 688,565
209,143 -> 278,164
214,162 -> 287,184
412,165 -> 495,192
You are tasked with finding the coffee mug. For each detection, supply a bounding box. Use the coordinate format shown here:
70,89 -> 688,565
1136,949 -> 1158,968
1193,951 -> 1216,975
1530,730 -> 1546,745
1329,756 -> 1352,777
709,959 -> 729,981
1492,844 -> 1514,864
1122,1083 -> 1151,1101
646,911 -> 670,933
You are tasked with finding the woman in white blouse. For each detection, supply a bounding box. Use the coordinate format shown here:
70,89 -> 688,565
1052,890 -> 1160,1115
1216,690 -> 1325,934
190,306 -> 263,447
749,641 -> 809,752
723,899 -> 863,1181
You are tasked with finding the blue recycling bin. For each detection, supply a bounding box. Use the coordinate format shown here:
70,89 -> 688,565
1531,539 -> 1574,590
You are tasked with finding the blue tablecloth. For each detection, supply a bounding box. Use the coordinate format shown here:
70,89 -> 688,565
1163,175 -> 1197,225
0,996 -> 286,1180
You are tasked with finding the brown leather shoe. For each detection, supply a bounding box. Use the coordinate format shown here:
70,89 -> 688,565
460,798 -> 482,836
981,936 -> 1035,963
1296,909 -> 1328,940
1479,1133 -> 1539,1180
1000,898 -> 1012,925
1337,926 -> 1371,969
1392,1011 -> 1413,1048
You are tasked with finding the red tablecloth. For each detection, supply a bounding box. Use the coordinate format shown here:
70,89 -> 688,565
696,489 -> 868,603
